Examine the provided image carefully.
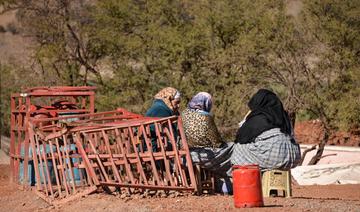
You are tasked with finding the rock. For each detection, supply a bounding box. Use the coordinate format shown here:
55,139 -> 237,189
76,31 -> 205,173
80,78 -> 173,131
120,193 -> 128,199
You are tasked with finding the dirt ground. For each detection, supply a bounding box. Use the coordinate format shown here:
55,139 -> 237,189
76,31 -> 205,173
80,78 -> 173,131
1,121 -> 360,211
1,165 -> 360,212
295,120 -> 360,147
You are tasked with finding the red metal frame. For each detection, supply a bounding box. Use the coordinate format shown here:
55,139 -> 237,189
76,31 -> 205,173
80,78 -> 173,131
10,86 -> 200,205
77,116 -> 197,192
28,115 -> 197,205
10,86 -> 96,185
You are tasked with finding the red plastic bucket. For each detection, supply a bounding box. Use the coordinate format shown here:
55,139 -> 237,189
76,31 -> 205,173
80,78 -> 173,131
232,164 -> 264,208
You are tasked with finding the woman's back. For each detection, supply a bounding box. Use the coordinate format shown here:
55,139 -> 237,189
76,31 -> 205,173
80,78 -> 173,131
182,108 -> 222,148
232,89 -> 301,170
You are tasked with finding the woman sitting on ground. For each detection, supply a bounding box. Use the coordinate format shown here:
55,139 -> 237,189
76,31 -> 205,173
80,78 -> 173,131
181,92 -> 223,148
231,89 -> 301,170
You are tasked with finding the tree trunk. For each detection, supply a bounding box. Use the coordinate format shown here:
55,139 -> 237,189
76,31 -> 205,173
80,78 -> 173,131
307,127 -> 330,165
288,110 -> 296,129
298,145 -> 316,166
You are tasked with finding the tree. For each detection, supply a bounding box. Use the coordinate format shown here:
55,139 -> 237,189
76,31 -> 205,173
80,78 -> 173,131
297,0 -> 360,164
0,0 -> 358,154
2,0 -> 105,86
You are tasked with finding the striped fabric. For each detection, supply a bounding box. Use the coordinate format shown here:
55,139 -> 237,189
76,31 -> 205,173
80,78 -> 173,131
231,128 -> 301,170
191,143 -> 234,177
190,128 -> 301,177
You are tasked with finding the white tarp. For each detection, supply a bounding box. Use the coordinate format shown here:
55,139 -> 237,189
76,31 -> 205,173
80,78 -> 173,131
292,162 -> 360,185
300,145 -> 360,165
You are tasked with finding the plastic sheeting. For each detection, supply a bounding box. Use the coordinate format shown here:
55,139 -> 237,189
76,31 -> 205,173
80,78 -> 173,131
292,162 -> 360,185
300,145 -> 360,165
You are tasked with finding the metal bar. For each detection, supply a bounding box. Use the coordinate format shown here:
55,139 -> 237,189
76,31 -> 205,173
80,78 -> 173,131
62,135 -> 77,193
22,109 -> 91,114
59,137 -> 73,194
48,138 -> 62,198
25,86 -> 97,92
54,137 -> 70,196
139,125 -> 162,186
73,133 -> 99,185
41,141 -> 54,196
177,117 -> 197,189
15,97 -> 24,184
28,127 -> 42,191
34,134 -> 49,195
10,96 -> 16,182
84,151 -> 187,160
165,120 -> 187,187
85,134 -> 111,183
12,91 -> 95,97
154,123 -> 175,186
100,182 -> 195,191
89,93 -> 95,113
127,127 -> 148,185
102,130 -> 123,183
114,128 -> 136,185
23,97 -> 32,182
30,110 -> 139,123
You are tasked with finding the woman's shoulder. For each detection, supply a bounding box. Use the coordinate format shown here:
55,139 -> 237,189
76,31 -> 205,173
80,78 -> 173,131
182,108 -> 213,121
182,108 -> 212,116
181,108 -> 216,130
146,100 -> 173,117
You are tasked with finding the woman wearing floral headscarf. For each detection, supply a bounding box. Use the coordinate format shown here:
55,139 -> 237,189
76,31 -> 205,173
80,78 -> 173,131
145,87 -> 181,152
146,87 -> 181,117
181,92 -> 223,148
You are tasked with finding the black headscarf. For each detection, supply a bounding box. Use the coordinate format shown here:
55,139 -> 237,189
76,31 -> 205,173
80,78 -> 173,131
234,89 -> 292,144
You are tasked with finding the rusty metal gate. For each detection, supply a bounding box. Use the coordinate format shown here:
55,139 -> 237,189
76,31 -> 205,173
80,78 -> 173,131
28,115 -> 197,205
76,116 -> 197,191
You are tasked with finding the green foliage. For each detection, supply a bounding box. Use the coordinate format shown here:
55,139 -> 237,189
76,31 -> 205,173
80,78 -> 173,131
0,64 -> 14,136
0,64 -> 37,135
299,0 -> 360,130
0,0 -> 359,138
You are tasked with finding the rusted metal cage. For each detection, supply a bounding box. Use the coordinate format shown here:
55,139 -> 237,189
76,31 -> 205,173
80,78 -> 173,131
28,116 -> 197,205
11,86 -> 200,205
10,86 -> 96,185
